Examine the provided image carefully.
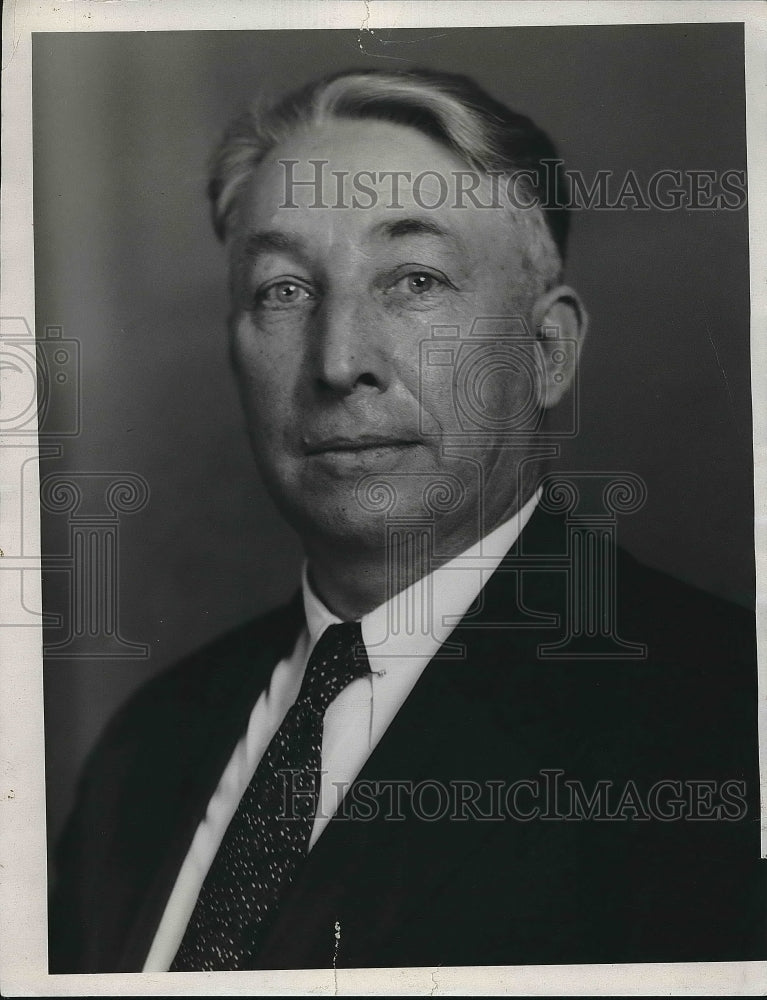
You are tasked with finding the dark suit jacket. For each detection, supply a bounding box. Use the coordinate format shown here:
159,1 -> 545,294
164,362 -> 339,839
49,507 -> 764,971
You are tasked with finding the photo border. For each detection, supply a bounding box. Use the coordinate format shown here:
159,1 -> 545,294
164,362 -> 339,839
2,1 -> 765,995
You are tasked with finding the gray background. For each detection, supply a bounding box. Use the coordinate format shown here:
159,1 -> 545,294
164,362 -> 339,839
34,25 -> 752,860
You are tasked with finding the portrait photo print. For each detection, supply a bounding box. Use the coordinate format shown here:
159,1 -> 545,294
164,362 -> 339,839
25,21 -> 763,978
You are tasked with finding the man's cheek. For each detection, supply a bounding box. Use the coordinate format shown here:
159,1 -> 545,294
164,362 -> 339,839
416,369 -> 460,436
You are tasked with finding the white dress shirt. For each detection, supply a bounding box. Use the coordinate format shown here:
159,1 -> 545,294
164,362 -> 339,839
143,492 -> 539,971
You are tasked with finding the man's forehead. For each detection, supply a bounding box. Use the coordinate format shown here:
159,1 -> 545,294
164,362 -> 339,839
236,119 -> 520,257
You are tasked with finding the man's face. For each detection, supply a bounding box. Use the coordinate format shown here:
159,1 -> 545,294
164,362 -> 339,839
228,118 -> 565,556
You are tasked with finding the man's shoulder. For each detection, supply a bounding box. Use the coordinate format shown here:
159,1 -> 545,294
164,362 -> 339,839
49,593 -> 305,974
90,592 -> 303,767
614,542 -> 755,659
493,507 -> 758,759
515,504 -> 755,644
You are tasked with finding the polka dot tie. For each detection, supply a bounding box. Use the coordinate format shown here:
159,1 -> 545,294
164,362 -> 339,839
170,621 -> 371,971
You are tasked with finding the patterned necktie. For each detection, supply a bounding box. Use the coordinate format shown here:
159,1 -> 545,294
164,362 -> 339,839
170,620 -> 371,971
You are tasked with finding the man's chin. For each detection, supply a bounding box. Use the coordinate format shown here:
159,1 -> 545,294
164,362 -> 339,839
262,458 -> 479,553
288,505 -> 391,555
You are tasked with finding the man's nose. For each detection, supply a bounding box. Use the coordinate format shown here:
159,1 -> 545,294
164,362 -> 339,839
311,294 -> 390,395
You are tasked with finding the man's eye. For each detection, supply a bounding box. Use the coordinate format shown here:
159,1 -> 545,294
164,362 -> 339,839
397,272 -> 442,295
255,281 -> 314,310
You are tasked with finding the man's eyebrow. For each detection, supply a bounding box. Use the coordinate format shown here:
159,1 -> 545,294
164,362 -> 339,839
373,217 -> 463,245
241,219 -> 464,259
242,230 -> 308,259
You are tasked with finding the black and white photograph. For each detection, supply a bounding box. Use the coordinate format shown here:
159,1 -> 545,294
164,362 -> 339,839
1,2 -> 766,995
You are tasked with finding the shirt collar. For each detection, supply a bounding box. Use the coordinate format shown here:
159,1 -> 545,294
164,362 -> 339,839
302,490 -> 540,673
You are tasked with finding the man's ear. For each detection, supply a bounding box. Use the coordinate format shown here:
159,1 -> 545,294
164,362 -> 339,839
530,285 -> 588,408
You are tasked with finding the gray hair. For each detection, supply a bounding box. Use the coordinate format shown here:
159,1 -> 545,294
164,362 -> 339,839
208,68 -> 569,297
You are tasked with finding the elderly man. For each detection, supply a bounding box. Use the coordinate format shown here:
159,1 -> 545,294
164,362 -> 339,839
50,68 -> 761,972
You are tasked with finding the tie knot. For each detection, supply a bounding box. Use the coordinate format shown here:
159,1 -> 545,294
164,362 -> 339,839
298,620 -> 371,715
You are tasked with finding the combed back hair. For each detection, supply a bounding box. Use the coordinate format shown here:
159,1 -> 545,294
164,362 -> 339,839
208,68 -> 570,295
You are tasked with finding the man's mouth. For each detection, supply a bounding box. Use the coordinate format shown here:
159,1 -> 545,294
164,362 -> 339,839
303,435 -> 420,456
